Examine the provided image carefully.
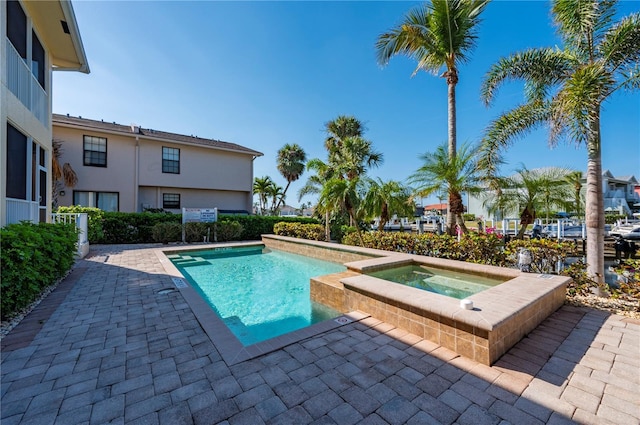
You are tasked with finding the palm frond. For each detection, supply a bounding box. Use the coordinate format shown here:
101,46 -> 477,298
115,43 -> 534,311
552,0 -> 616,54
599,12 -> 640,73
552,64 -> 614,144
62,163 -> 78,187
481,48 -> 574,105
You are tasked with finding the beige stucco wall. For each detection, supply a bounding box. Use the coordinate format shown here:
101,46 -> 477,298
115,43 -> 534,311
53,125 -> 137,210
137,139 -> 253,192
139,187 -> 250,213
53,123 -> 255,213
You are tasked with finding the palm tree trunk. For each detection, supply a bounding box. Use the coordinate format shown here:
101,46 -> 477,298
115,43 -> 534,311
446,79 -> 457,235
325,210 -> 330,241
275,181 -> 291,211
585,111 -> 605,289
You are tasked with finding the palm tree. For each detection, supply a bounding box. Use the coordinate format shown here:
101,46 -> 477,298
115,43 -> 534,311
320,177 -> 363,245
361,178 -> 413,231
376,0 -> 489,235
324,115 -> 365,157
485,166 -> 574,238
298,158 -> 335,240
275,143 -> 306,210
479,0 -> 640,284
565,171 -> 584,218
300,115 -> 384,237
408,142 -> 483,233
267,183 -> 285,216
323,115 -> 383,182
52,140 -> 78,207
253,176 -> 274,215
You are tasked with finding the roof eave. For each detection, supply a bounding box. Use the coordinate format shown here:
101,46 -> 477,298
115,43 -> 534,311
58,0 -> 90,74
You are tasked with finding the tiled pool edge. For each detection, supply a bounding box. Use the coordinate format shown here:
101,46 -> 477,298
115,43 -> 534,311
262,235 -> 571,365
154,243 -> 369,366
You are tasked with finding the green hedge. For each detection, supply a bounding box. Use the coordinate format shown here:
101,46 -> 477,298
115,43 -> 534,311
152,221 -> 245,243
1,222 -> 77,320
65,210 -> 320,244
219,215 -> 319,240
273,222 -> 325,241
342,231 -> 576,268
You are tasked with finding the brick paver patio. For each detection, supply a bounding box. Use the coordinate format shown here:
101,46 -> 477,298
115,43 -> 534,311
1,244 -> 638,424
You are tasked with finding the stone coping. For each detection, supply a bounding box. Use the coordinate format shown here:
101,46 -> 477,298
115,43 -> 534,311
262,235 -> 570,332
341,273 -> 569,332
154,242 -> 368,365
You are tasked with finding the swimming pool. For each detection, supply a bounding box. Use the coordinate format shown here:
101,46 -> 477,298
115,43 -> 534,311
367,264 -> 505,299
168,246 -> 345,345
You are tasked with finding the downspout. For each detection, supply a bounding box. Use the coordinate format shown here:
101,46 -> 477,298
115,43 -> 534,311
251,155 -> 257,213
134,136 -> 139,211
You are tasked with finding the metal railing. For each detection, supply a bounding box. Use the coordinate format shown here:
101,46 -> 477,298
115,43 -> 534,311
6,38 -> 48,126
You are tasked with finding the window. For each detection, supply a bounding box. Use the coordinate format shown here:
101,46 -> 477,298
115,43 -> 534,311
7,0 -> 27,59
6,123 -> 27,199
163,193 -> 180,209
5,123 -> 48,223
31,30 -> 45,89
73,191 -> 119,212
162,147 -> 180,174
83,135 -> 107,167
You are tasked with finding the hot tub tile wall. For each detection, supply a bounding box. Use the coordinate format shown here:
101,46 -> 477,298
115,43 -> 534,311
262,235 -> 375,263
262,235 -> 570,365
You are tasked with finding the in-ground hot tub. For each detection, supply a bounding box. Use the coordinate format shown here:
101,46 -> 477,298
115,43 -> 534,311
262,234 -> 570,365
366,264 -> 506,299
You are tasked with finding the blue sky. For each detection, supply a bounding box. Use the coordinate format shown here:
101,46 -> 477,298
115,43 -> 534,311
53,1 -> 640,208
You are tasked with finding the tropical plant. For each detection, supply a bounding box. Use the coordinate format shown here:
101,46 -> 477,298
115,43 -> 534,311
408,142 -> 484,234
484,166 -> 574,238
376,0 -> 489,234
565,170 -> 584,218
275,143 -> 306,210
299,115 -> 383,237
253,176 -> 274,215
479,0 -> 640,284
52,140 -> 78,207
267,183 -> 285,215
361,177 -> 413,231
320,177 -> 364,245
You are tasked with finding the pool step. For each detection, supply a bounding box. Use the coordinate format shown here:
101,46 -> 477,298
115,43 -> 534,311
172,257 -> 209,267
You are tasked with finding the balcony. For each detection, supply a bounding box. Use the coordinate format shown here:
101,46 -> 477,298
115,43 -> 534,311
6,38 -> 48,126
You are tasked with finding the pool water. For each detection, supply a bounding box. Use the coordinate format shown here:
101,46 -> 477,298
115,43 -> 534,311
168,247 -> 345,345
368,265 -> 505,299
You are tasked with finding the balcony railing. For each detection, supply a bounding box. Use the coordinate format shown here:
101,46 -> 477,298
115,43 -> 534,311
6,38 -> 48,126
6,198 -> 39,224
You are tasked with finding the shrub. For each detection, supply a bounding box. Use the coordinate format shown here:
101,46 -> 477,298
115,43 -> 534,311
151,222 -> 183,244
504,238 -> 577,273
274,222 -> 325,240
219,215 -> 319,240
1,222 -> 77,320
463,213 -> 476,221
215,221 -> 244,242
101,212 -> 181,244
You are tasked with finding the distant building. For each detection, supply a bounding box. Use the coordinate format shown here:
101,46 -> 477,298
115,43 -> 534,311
601,170 -> 639,215
2,0 -> 89,226
52,114 -> 263,213
466,170 -> 640,220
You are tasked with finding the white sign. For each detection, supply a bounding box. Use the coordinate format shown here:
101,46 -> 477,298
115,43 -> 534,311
182,208 -> 218,242
182,208 -> 218,223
